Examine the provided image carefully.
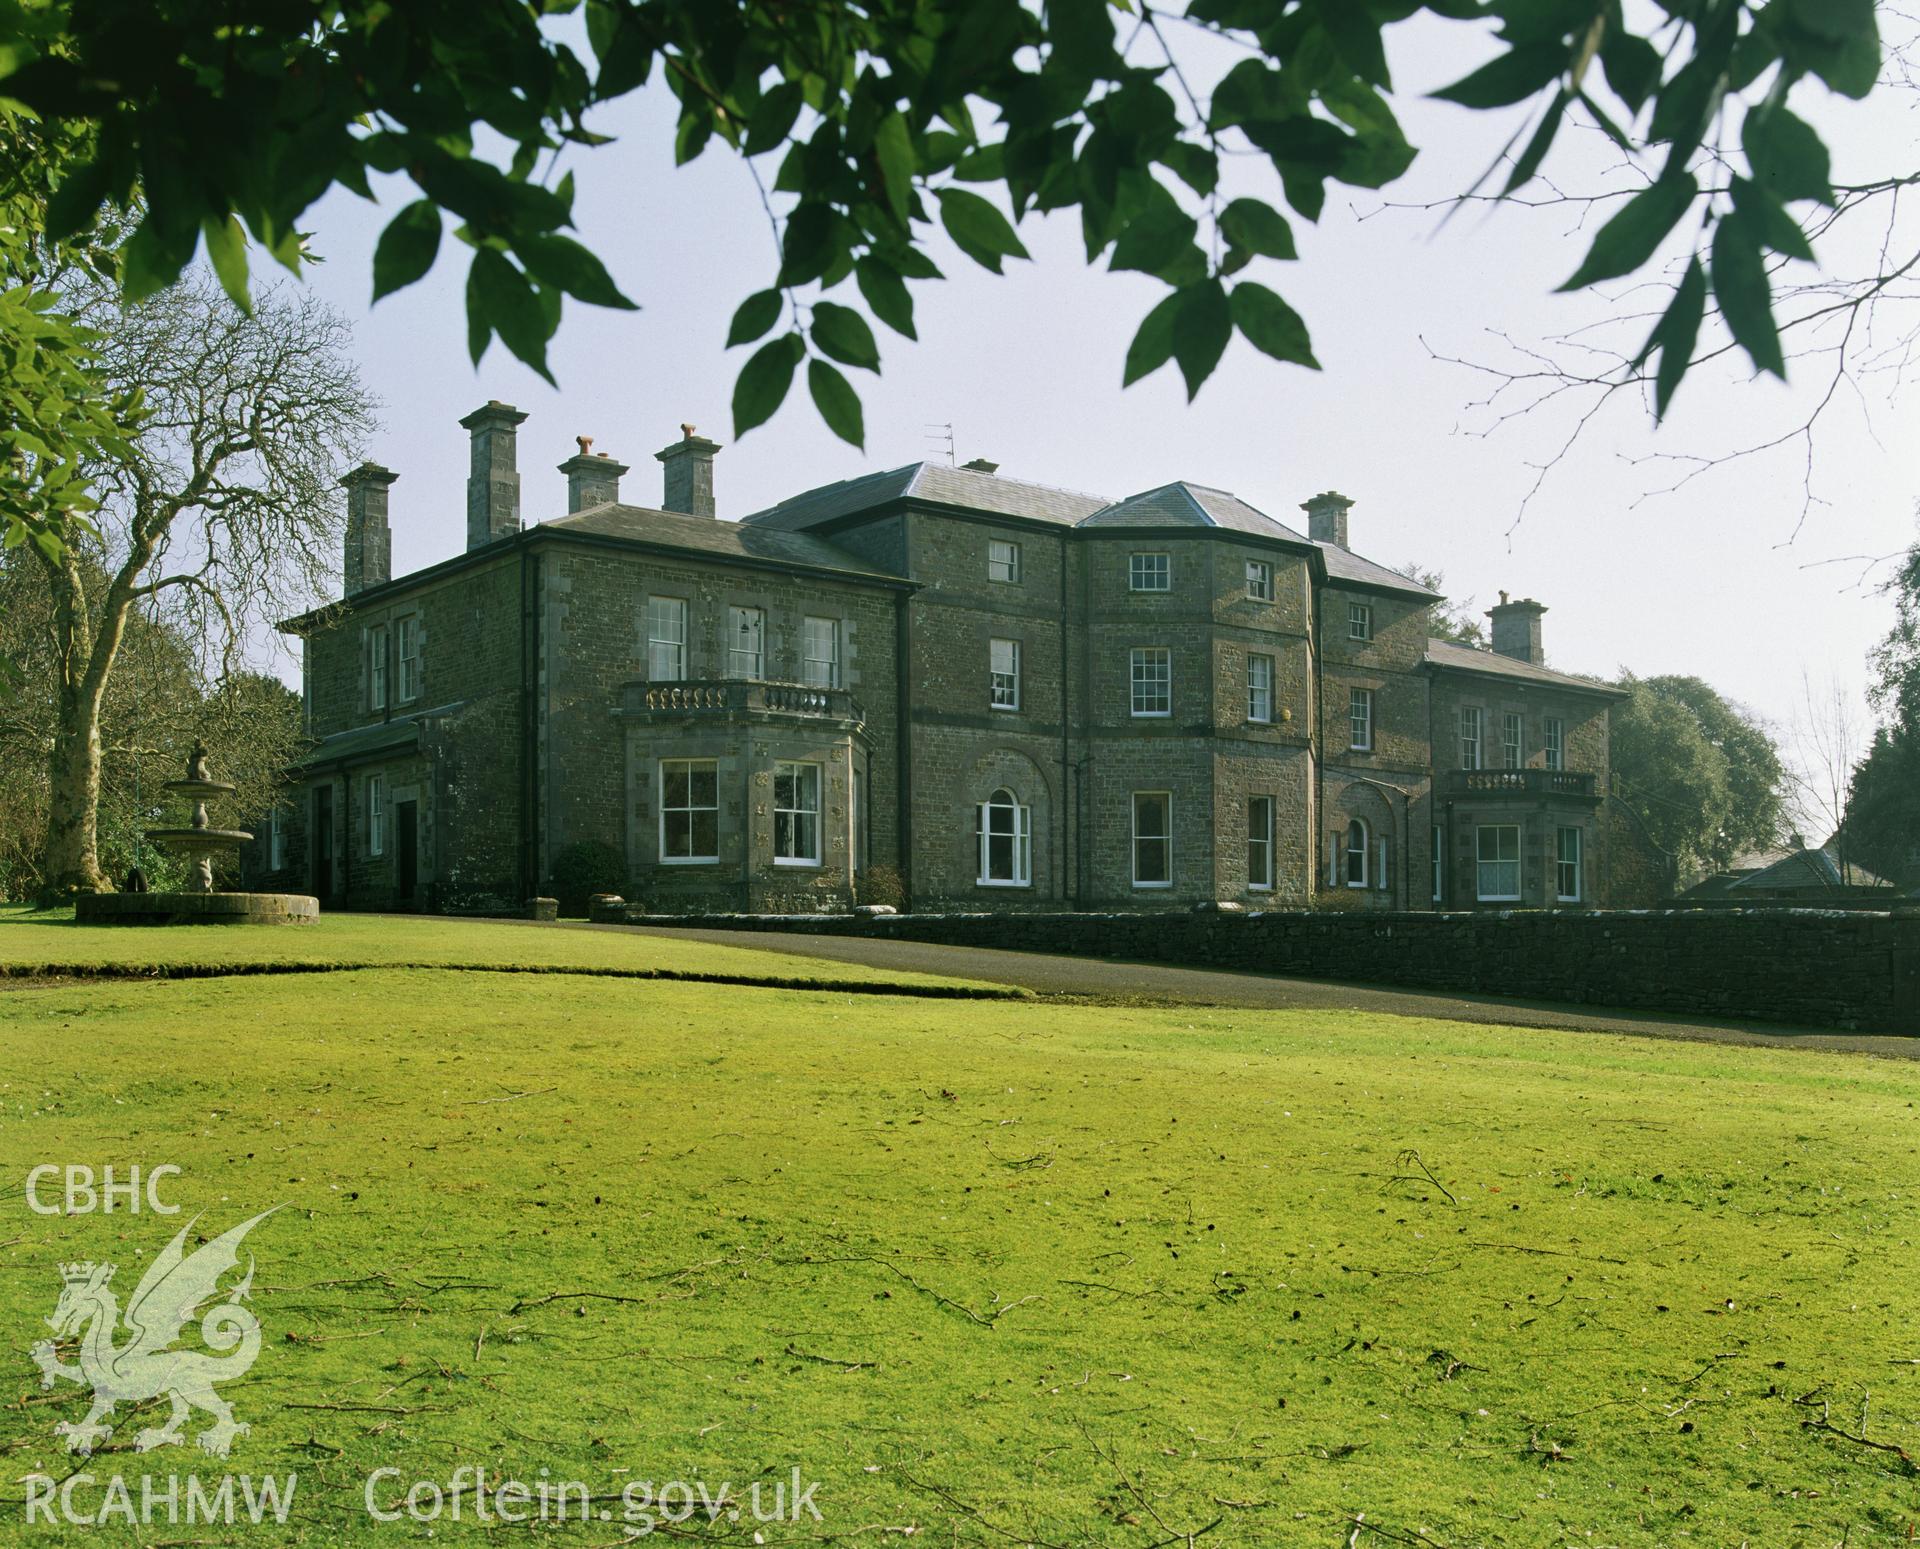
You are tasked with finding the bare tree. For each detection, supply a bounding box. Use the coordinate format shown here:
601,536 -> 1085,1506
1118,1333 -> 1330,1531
36,273 -> 375,896
1783,671 -> 1866,881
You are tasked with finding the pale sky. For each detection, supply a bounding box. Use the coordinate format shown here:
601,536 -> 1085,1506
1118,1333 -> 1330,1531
285,11 -> 1918,766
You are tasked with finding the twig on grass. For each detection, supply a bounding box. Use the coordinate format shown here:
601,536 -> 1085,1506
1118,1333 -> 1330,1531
1347,1515 -> 1452,1548
461,1086 -> 557,1106
1387,1150 -> 1457,1206
1467,1241 -> 1626,1265
1793,1389 -> 1917,1470
507,1288 -> 645,1314
283,1401 -> 451,1415
784,1342 -> 877,1370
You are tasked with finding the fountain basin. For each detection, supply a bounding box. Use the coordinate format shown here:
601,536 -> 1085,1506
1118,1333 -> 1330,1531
76,891 -> 319,926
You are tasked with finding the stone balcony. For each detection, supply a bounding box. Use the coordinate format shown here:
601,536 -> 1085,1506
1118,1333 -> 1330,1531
620,678 -> 865,728
1442,767 -> 1598,801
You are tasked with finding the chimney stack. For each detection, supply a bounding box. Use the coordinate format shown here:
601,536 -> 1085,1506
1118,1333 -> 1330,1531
1487,593 -> 1548,664
341,462 -> 396,597
655,423 -> 720,517
460,400 -> 528,549
558,435 -> 628,513
1301,490 -> 1354,549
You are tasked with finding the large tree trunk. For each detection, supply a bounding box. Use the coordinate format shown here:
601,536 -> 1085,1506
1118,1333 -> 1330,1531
39,548 -> 133,899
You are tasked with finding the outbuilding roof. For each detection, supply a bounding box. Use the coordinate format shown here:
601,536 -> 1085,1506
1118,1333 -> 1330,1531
1423,637 -> 1626,697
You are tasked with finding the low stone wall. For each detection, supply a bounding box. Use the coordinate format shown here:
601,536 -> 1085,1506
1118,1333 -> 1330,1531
602,904 -> 1920,1034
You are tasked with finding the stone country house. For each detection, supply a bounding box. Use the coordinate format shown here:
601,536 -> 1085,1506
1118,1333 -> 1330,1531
256,403 -> 1670,916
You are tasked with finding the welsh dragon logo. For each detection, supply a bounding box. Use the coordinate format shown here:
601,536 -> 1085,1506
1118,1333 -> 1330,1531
31,1210 -> 276,1458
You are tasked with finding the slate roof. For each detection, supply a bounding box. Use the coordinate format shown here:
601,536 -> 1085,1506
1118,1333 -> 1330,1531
547,502 -> 905,580
1319,543 -> 1439,597
1423,637 -> 1625,697
1727,845 -> 1892,892
1078,481 -> 1319,547
295,716 -> 427,769
742,462 -> 1109,531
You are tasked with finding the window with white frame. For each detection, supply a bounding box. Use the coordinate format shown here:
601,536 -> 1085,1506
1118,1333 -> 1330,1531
396,616 -> 420,702
1247,653 -> 1273,723
1132,792 -> 1172,886
977,788 -> 1031,885
1477,823 -> 1521,901
1557,826 -> 1583,901
989,638 -> 1020,710
1349,687 -> 1374,751
1544,717 -> 1565,771
1502,711 -> 1524,769
1246,559 -> 1273,601
660,759 -> 719,863
728,606 -> 765,678
1431,823 -> 1444,904
1344,818 -> 1369,888
1130,647 -> 1171,716
1459,706 -> 1483,770
1348,601 -> 1372,641
988,539 -> 1021,584
773,762 -> 821,865
269,807 -> 286,871
1248,796 -> 1274,890
1129,552 -> 1170,592
647,596 -> 687,681
367,774 -> 387,857
802,616 -> 840,688
368,625 -> 388,711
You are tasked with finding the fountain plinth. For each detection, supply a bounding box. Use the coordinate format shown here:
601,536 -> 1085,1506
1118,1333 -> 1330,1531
76,741 -> 319,925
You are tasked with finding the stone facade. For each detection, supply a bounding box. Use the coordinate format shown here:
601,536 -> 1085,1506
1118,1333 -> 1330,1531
257,412 -> 1669,915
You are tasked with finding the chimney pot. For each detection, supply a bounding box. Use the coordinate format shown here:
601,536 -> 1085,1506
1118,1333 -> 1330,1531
961,457 -> 1000,474
558,441 -> 629,514
341,462 -> 397,597
655,426 -> 721,517
1487,594 -> 1548,665
459,401 -> 528,550
1301,490 -> 1355,549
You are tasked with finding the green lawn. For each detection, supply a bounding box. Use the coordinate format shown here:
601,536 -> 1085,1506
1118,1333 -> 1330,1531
0,905 -> 1001,993
1,923 -> 1917,1544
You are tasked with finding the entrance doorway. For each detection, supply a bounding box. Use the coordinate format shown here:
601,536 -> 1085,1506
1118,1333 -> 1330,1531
396,800 -> 418,905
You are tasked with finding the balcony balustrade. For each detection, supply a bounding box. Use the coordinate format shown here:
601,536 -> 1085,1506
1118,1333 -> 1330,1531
622,679 -> 862,725
1443,767 -> 1597,799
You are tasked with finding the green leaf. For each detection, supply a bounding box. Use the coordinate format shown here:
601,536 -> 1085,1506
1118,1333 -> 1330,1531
1559,172 -> 1697,291
745,81 -> 806,156
1600,31 -> 1663,113
1742,105 -> 1833,206
1711,212 -> 1785,379
872,112 -> 916,227
1230,282 -> 1319,369
810,301 -> 881,371
515,232 -> 637,308
1121,289 -> 1182,387
1173,280 -> 1232,401
809,359 -> 865,449
372,200 -> 443,303
1503,89 -> 1567,195
937,187 -> 1030,273
1109,201 -> 1200,278
1432,43 -> 1568,109
1048,0 -> 1120,79
727,289 -> 785,348
469,249 -> 555,384
855,257 -> 917,340
732,333 -> 803,437
1729,177 -> 1814,261
1219,198 -> 1296,260
201,215 -> 252,316
1786,0 -> 1875,41
1651,255 -> 1707,419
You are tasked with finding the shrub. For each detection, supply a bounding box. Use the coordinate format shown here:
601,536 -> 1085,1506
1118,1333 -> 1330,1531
548,840 -> 627,917
856,864 -> 907,910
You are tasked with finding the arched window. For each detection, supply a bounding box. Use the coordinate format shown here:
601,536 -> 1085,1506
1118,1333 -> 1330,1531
978,788 -> 1032,886
1345,818 -> 1369,888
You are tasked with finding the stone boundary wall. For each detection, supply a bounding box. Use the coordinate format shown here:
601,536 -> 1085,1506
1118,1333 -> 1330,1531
598,904 -> 1920,1034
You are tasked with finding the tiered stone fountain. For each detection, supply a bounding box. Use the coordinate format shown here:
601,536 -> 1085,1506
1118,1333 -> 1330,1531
76,742 -> 318,925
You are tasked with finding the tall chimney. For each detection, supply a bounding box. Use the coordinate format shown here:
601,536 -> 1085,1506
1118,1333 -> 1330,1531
1488,592 -> 1548,664
655,423 -> 720,517
460,400 -> 528,549
341,462 -> 396,597
1301,490 -> 1354,549
558,436 -> 628,513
